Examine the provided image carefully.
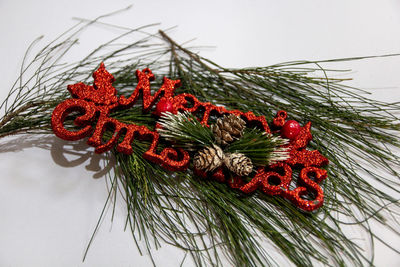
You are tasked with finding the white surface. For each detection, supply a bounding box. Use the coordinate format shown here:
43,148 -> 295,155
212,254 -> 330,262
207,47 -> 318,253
0,0 -> 400,266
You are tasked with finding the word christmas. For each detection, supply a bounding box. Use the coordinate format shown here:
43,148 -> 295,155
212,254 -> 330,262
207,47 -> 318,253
51,63 -> 329,211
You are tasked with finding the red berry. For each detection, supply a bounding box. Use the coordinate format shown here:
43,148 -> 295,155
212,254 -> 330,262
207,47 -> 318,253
281,120 -> 301,140
155,98 -> 175,116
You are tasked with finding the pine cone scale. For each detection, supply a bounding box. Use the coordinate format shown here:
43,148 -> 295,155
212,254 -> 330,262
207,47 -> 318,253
213,114 -> 246,146
194,145 -> 224,172
224,153 -> 253,177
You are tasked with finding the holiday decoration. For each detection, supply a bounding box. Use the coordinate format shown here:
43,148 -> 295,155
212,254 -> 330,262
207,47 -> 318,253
52,64 -> 189,171
1,18 -> 399,267
51,64 -> 326,211
280,119 -> 301,140
193,144 -> 224,172
223,152 -> 253,176
212,114 -> 246,146
154,97 -> 176,116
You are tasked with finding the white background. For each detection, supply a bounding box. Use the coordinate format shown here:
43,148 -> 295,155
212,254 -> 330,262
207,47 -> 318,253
0,0 -> 400,266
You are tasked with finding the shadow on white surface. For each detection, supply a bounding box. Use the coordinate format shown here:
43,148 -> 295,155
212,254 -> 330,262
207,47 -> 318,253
0,135 -> 115,180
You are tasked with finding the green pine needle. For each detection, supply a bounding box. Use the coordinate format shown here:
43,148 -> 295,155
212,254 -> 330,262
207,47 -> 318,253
0,15 -> 399,267
225,128 -> 290,166
157,111 -> 214,149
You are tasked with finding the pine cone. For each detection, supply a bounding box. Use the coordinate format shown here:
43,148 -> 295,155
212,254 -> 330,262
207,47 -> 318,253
212,114 -> 246,146
224,153 -> 253,176
193,145 -> 224,172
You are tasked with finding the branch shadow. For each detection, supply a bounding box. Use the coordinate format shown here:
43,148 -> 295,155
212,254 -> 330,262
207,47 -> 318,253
0,134 -> 115,179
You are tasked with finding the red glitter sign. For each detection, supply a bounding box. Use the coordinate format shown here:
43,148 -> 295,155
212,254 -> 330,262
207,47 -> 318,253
51,63 -> 329,211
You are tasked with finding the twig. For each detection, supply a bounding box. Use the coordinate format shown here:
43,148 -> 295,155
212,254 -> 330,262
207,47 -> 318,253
0,101 -> 45,129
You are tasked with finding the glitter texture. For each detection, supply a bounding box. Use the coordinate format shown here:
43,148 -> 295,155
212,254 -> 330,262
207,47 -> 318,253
51,65 -> 329,211
51,63 -> 188,171
195,110 -> 329,211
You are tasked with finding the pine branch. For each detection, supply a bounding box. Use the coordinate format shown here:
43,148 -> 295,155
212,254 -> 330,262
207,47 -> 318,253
225,129 -> 289,166
157,111 -> 214,149
0,17 -> 399,267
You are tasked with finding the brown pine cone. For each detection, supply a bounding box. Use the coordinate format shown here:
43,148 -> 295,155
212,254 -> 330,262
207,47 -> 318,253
193,145 -> 224,172
212,114 -> 246,146
224,153 -> 253,176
